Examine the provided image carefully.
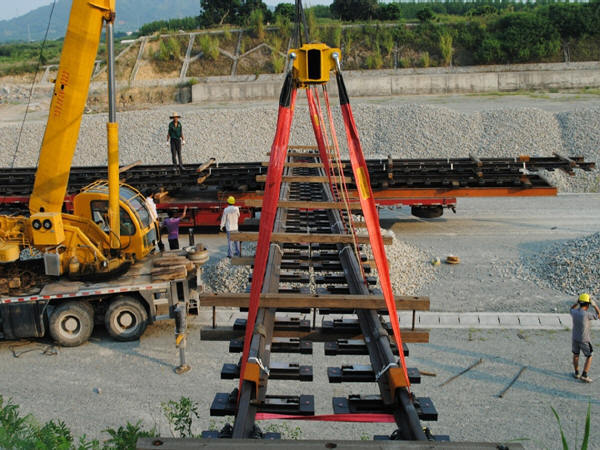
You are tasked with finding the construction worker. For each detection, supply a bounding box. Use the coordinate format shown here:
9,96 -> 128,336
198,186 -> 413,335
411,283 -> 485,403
220,196 -> 240,258
570,293 -> 599,382
164,206 -> 187,250
167,112 -> 185,168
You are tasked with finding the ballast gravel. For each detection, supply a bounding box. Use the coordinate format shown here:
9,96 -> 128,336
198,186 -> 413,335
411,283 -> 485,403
516,231 -> 600,299
1,103 -> 599,192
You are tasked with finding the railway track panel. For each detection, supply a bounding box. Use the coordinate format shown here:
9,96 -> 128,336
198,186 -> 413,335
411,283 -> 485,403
203,152 -> 443,442
0,154 -> 592,198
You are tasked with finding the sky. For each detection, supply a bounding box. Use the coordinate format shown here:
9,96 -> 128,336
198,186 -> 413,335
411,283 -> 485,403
0,0 -> 54,21
0,0 -> 332,22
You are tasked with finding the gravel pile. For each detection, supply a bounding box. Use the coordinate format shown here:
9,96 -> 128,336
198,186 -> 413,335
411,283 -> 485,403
201,257 -> 251,294
0,103 -> 597,191
517,232 -> 600,298
364,231 -> 435,296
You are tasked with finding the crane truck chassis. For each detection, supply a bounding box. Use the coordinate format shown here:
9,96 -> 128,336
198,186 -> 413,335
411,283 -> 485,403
0,255 -> 200,346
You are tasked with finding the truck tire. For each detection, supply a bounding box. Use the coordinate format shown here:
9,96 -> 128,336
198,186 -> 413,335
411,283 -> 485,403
49,301 -> 94,347
411,205 -> 444,219
104,296 -> 148,341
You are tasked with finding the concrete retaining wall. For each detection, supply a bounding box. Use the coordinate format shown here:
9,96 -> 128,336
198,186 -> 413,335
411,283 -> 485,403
191,62 -> 600,102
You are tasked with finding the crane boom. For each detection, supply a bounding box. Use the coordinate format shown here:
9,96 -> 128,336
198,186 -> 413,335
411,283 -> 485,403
30,0 -> 116,215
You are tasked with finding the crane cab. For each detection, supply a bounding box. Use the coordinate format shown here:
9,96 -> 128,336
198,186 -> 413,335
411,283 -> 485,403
73,181 -> 157,261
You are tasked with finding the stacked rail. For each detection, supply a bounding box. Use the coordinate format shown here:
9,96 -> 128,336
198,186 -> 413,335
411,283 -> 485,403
199,150 -> 440,441
0,154 -> 592,198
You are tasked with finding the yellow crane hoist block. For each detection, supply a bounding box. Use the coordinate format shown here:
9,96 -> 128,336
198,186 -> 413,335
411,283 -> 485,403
288,43 -> 340,86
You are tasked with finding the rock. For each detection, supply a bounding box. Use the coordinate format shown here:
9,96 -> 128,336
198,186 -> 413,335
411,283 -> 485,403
0,103 -> 597,193
517,232 -> 600,298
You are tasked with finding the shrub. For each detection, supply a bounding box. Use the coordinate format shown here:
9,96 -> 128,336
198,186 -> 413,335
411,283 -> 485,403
199,34 -> 220,61
161,397 -> 200,438
248,9 -> 265,40
271,52 -> 285,73
306,8 -> 320,42
329,23 -> 342,48
417,7 -> 434,23
104,421 -> 157,449
440,32 -> 453,66
419,51 -> 430,68
154,37 -> 181,62
476,37 -> 504,64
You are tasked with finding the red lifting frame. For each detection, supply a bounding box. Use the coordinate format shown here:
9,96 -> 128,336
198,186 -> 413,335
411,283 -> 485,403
239,68 -> 411,402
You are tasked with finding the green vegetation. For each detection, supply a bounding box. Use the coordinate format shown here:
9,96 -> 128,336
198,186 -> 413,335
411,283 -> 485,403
161,397 -> 200,438
0,40 -> 62,76
153,36 -> 182,62
3,1 -> 600,77
552,403 -> 592,450
198,35 -> 220,61
0,394 -> 157,449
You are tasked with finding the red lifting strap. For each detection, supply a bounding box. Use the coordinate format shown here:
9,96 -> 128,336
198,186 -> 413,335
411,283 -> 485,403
335,71 -> 410,389
306,87 -> 334,193
238,75 -> 297,401
256,412 -> 396,423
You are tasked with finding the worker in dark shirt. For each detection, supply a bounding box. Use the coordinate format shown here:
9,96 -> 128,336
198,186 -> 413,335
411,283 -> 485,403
570,293 -> 600,383
167,112 -> 185,168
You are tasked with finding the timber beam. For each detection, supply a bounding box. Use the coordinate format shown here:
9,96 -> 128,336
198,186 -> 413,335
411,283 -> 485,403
201,326 -> 430,343
199,293 -> 429,310
231,231 -> 393,245
243,199 -> 362,209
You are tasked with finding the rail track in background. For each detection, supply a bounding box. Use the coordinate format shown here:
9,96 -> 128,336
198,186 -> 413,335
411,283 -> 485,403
199,149 -> 440,442
0,154 -> 592,198
0,154 -> 592,228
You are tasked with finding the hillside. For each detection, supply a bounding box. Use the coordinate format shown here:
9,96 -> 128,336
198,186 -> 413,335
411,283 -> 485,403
0,0 -> 199,43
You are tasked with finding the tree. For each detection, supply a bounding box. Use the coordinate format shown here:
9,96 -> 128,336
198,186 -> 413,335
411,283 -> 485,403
274,3 -> 295,21
416,7 -> 434,23
377,3 -> 402,21
200,0 -> 242,26
495,12 -> 560,63
330,0 -> 377,21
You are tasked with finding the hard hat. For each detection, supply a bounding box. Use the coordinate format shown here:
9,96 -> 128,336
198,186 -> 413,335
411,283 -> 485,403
579,293 -> 590,303
227,196 -> 235,205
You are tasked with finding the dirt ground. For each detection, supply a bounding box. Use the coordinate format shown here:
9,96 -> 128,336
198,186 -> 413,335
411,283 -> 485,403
1,194 -> 600,448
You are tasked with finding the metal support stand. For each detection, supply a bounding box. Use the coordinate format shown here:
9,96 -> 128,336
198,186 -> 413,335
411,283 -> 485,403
174,301 -> 191,374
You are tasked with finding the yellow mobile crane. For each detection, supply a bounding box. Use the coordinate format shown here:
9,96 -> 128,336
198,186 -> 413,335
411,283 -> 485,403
0,0 -> 156,276
0,0 -> 198,346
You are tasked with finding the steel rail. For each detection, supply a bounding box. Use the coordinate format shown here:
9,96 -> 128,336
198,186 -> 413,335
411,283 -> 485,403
0,155 -> 592,197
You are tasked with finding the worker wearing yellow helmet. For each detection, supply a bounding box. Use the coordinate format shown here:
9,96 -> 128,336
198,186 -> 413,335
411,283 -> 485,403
220,196 -> 241,258
570,293 -> 600,383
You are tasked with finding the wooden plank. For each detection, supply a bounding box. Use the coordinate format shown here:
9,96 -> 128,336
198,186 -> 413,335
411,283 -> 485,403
199,293 -> 430,310
255,175 -> 352,183
231,255 -> 378,267
118,160 -> 141,173
201,326 -> 429,343
231,231 -> 393,245
230,256 -> 254,266
196,157 -> 216,173
288,145 -> 328,150
243,199 -> 363,210
266,151 -> 319,157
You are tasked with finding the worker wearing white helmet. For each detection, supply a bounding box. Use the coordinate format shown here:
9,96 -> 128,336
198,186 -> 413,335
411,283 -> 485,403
220,196 -> 241,258
570,293 -> 599,383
